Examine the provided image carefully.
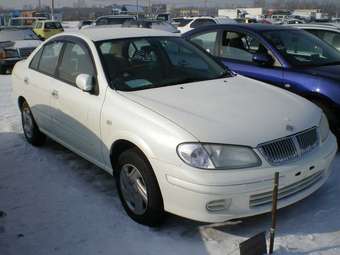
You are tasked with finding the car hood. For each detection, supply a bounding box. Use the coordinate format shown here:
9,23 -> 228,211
301,65 -> 340,82
120,76 -> 321,147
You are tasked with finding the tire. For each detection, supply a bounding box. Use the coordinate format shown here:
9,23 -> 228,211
21,101 -> 46,146
116,148 -> 164,226
311,100 -> 338,134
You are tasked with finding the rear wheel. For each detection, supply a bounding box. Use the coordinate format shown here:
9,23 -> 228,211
116,148 -> 164,226
21,101 -> 46,146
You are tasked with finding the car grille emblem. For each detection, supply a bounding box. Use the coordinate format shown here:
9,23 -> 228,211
286,124 -> 294,132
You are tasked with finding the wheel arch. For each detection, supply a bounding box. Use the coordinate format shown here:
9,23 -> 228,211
109,138 -> 155,173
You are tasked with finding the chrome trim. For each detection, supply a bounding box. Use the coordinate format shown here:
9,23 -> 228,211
258,127 -> 319,166
249,170 -> 324,208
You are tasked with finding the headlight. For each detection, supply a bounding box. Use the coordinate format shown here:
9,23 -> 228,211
319,113 -> 330,143
177,143 -> 261,170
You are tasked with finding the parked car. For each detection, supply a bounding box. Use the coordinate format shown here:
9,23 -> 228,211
12,28 -> 337,226
84,15 -> 136,29
122,19 -> 180,33
183,24 -> 340,133
8,17 -> 46,28
78,20 -> 93,29
33,20 -> 64,40
282,18 -> 305,24
172,16 -> 236,34
0,29 -> 41,74
289,24 -> 340,51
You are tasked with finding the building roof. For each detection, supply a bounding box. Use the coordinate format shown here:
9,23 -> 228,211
74,27 -> 177,42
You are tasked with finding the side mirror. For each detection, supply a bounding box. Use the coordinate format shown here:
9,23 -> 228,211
76,74 -> 94,92
252,53 -> 274,66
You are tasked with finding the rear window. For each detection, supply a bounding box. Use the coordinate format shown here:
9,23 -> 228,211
45,22 -> 62,29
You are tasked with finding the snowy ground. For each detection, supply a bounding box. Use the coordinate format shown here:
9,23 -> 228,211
0,74 -> 339,255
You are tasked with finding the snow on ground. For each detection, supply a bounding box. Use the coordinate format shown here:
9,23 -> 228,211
0,74 -> 339,255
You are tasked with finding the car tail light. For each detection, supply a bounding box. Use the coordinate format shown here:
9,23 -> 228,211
0,49 -> 5,59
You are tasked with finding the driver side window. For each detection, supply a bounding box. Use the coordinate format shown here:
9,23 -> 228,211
220,31 -> 280,66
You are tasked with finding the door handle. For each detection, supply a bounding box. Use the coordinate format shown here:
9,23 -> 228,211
24,77 -> 29,84
51,90 -> 59,98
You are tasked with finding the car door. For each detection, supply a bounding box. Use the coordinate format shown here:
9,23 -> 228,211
50,38 -> 105,165
24,41 -> 64,133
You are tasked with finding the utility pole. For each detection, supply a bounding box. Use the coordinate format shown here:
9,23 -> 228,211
51,0 -> 55,20
136,0 -> 139,20
38,0 -> 41,10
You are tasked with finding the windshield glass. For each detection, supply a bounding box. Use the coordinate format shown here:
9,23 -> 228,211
263,29 -> 340,67
0,29 -> 39,41
97,37 -> 229,91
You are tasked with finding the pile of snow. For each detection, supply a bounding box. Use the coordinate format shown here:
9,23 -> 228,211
0,75 -> 339,255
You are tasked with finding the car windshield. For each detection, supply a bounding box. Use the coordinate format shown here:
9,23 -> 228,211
97,36 -> 230,91
263,29 -> 340,67
0,29 -> 39,42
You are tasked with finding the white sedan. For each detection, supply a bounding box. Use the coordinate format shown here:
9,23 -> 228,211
12,28 -> 338,226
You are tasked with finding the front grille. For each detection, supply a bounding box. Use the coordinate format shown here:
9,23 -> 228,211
19,47 -> 35,58
258,128 -> 319,165
249,171 -> 324,208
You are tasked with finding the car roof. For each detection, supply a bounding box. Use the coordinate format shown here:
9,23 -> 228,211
183,24 -> 300,36
67,27 -> 177,42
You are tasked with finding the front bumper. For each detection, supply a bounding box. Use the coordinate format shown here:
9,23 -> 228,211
150,133 -> 338,223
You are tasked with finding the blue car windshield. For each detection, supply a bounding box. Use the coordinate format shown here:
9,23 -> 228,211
263,29 -> 340,67
97,36 -> 231,91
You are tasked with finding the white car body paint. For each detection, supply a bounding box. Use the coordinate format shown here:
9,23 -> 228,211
12,28 -> 338,223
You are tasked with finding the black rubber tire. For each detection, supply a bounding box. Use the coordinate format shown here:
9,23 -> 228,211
116,147 -> 164,227
21,101 -> 46,146
311,100 -> 338,134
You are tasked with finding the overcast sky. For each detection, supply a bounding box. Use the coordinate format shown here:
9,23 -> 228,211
1,0 -> 254,9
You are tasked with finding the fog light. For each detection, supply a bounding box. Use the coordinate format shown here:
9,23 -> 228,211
206,199 -> 232,212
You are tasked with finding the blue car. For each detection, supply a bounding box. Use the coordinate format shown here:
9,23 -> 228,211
183,24 -> 340,133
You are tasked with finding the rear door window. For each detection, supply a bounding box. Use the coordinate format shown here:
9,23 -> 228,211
38,41 -> 63,76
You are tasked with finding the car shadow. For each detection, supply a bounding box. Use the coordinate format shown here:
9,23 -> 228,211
1,129 -> 339,254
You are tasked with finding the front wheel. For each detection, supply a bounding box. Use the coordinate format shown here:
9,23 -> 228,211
21,101 -> 46,146
312,100 -> 338,134
116,148 -> 164,226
